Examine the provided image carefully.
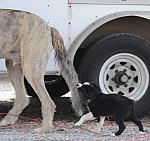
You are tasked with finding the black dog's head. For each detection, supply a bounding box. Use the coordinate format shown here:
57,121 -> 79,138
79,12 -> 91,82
77,82 -> 101,102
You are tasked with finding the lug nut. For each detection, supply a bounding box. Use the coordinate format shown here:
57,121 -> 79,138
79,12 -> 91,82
128,76 -> 131,79
115,70 -> 118,73
111,77 -> 115,81
124,84 -> 128,87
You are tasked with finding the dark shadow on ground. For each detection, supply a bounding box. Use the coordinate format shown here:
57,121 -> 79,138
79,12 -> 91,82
0,97 -> 78,122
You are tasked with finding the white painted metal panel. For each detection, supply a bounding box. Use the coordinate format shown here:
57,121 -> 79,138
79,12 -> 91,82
0,0 -> 69,72
69,4 -> 150,43
0,0 -> 69,44
69,0 -> 150,5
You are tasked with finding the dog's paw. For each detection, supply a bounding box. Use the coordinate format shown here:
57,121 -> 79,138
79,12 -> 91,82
139,131 -> 145,135
0,115 -> 18,127
110,133 -> 116,136
33,125 -> 54,133
75,122 -> 82,127
0,120 -> 9,126
0,118 -> 15,127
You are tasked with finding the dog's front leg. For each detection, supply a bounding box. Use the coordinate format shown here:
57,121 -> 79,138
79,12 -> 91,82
94,116 -> 105,131
0,60 -> 30,127
97,116 -> 105,129
75,112 -> 95,126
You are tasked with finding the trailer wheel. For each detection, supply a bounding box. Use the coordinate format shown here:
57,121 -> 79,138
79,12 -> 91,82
79,33 -> 150,117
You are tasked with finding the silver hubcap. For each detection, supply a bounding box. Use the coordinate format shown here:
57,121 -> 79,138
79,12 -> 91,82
99,53 -> 149,101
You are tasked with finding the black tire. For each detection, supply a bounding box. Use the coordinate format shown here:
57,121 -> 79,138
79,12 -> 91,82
24,75 -> 69,97
79,33 -> 150,117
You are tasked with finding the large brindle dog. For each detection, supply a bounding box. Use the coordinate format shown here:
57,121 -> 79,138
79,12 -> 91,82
0,9 -> 83,133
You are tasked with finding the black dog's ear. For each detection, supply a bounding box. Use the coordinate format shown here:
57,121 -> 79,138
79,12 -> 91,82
77,85 -> 87,94
91,82 -> 101,91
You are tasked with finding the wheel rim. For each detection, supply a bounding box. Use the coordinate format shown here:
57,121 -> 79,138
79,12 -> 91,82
99,53 -> 149,101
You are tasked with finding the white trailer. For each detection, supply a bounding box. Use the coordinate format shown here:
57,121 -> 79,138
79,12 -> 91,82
1,0 -> 150,117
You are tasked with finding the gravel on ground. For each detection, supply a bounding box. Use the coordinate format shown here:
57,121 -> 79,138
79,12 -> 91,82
0,73 -> 150,141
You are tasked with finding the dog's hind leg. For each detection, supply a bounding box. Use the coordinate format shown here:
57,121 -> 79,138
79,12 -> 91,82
22,42 -> 56,133
130,107 -> 144,132
131,117 -> 144,133
114,117 -> 126,136
23,62 -> 56,133
0,59 -> 30,126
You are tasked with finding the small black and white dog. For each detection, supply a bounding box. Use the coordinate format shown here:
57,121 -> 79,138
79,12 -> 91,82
75,82 -> 144,136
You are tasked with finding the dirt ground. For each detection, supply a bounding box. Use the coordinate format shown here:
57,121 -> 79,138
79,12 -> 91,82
0,73 -> 150,141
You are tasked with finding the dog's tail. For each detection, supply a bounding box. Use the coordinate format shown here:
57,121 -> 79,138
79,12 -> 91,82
51,27 -> 83,116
